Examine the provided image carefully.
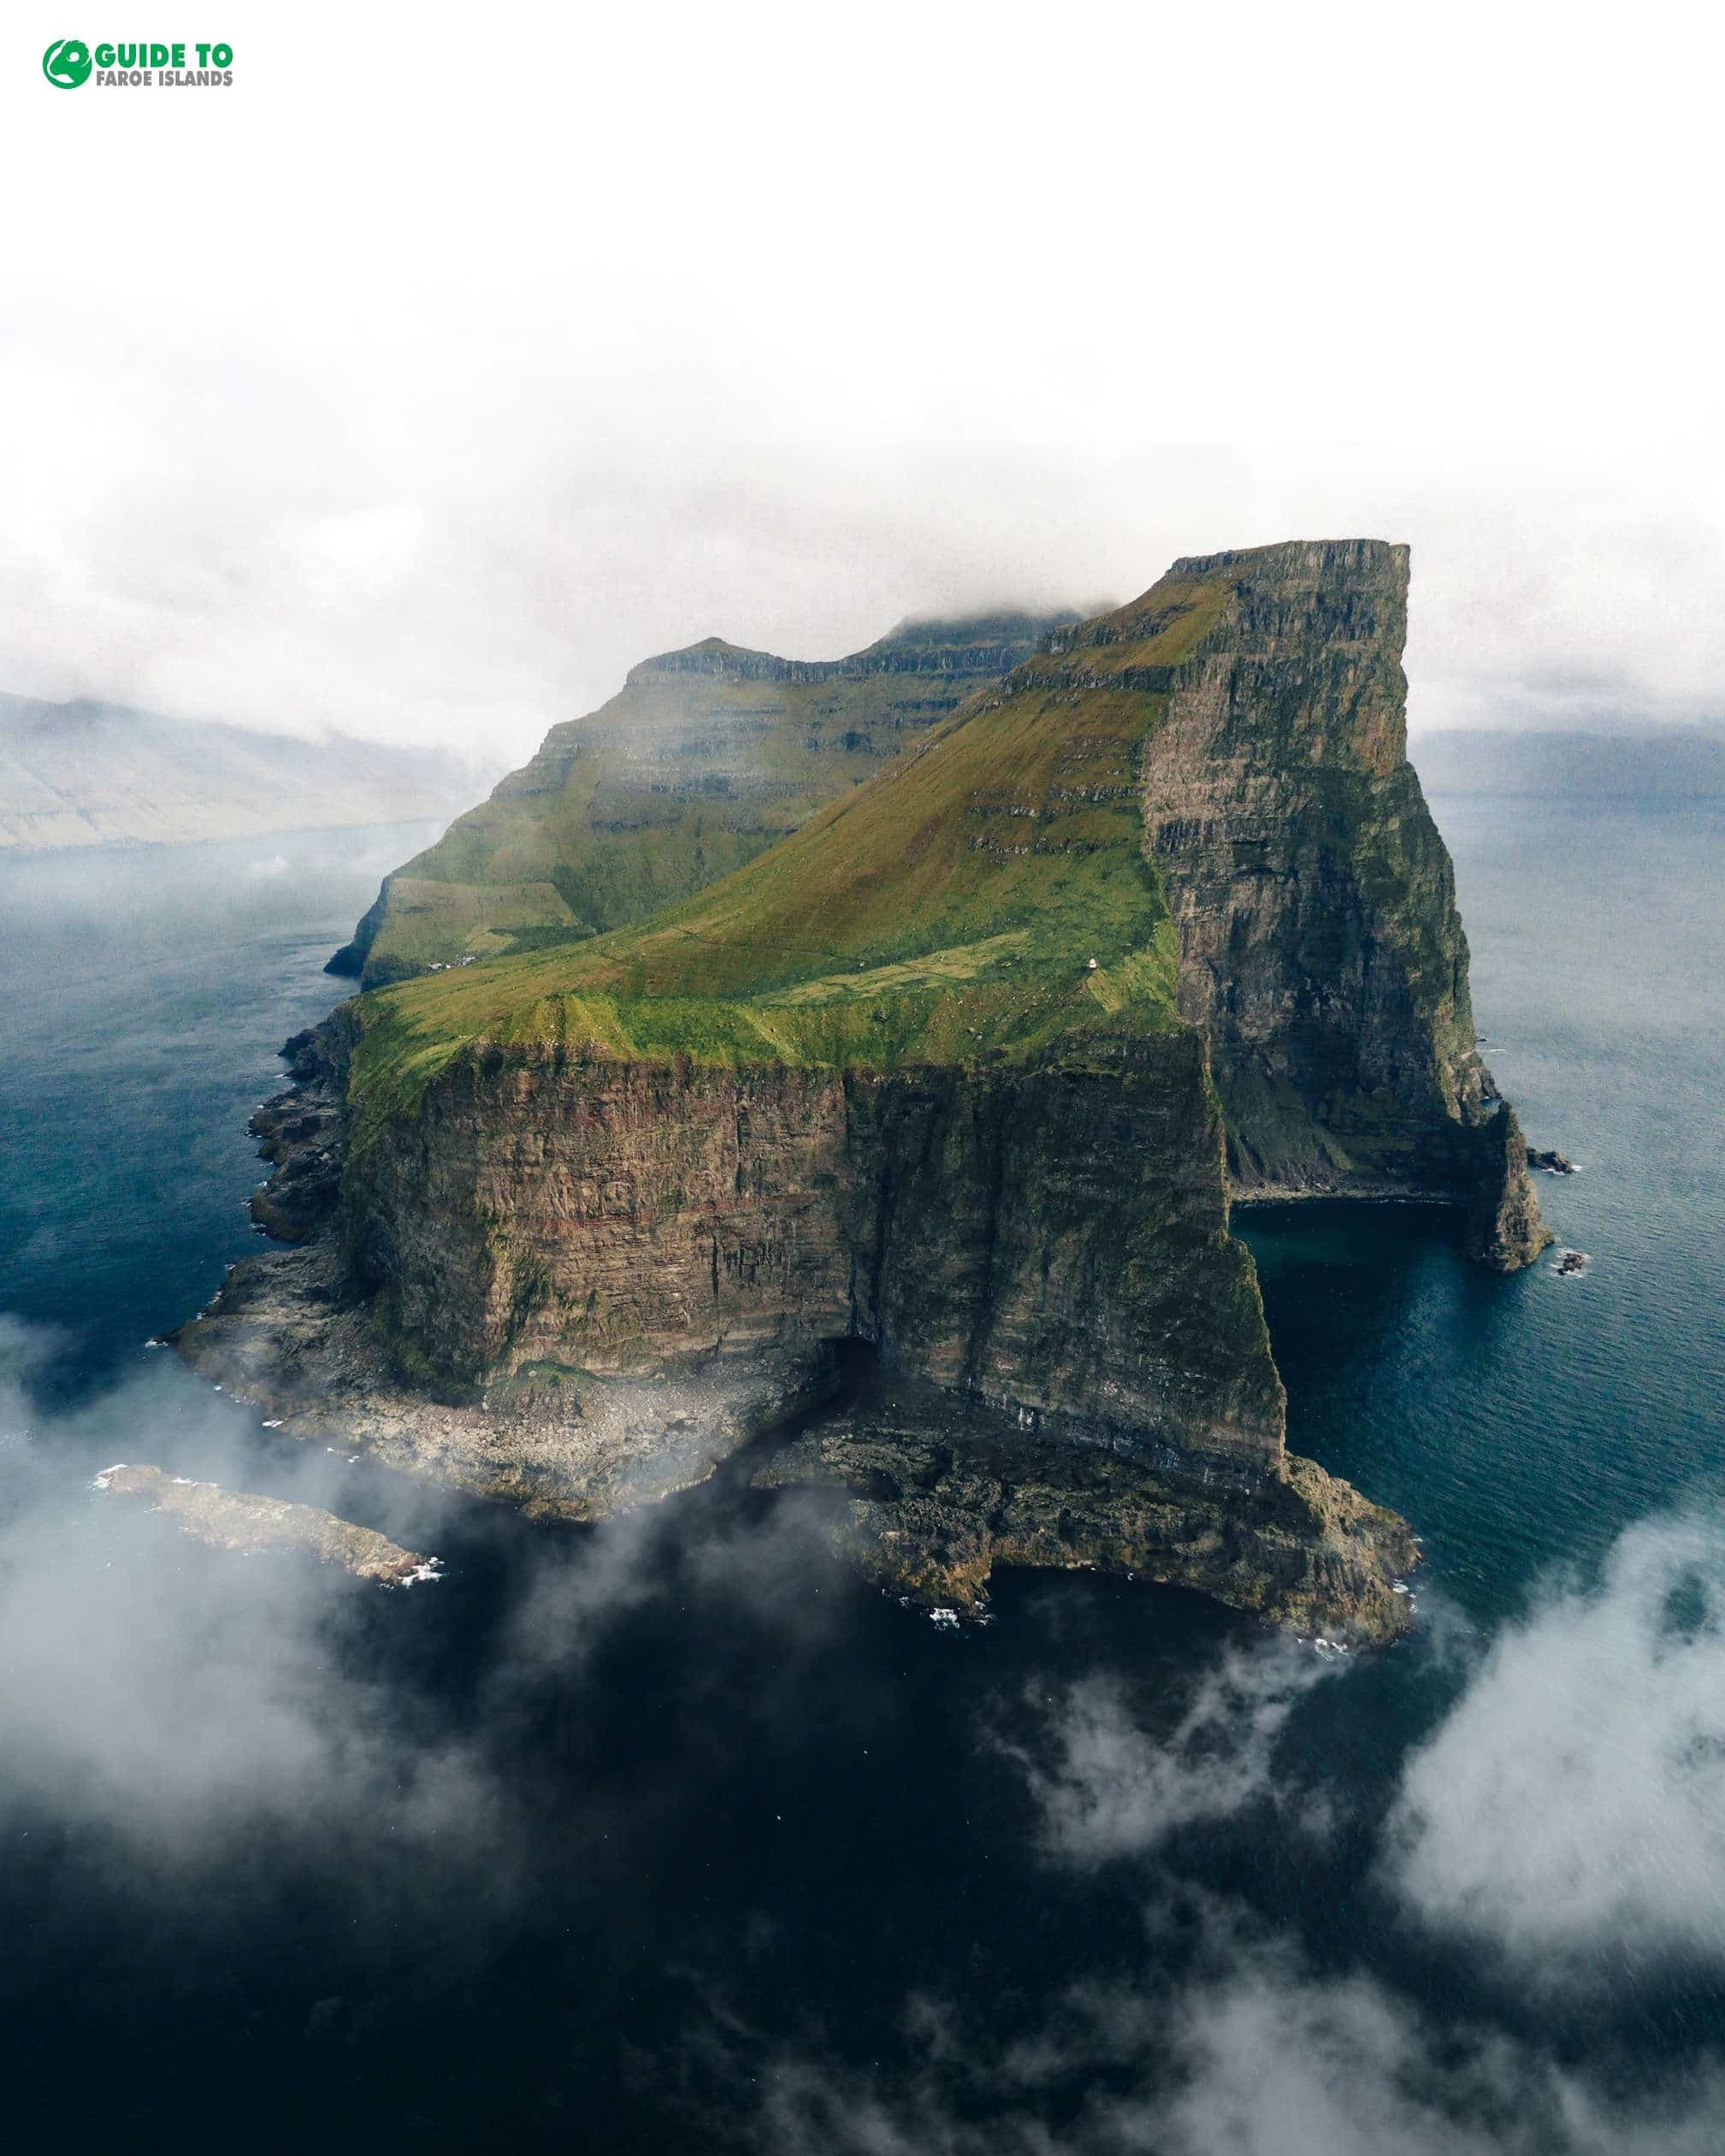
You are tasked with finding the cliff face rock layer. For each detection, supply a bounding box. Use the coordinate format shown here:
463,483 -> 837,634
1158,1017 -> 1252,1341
330,611 -> 1076,986
754,1413 -> 1418,1641
180,540 -> 1549,1639
343,1033 -> 1281,1474
1124,543 -> 1549,1266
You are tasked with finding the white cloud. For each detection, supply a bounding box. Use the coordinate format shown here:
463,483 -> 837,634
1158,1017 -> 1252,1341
1004,1641 -> 1335,1865
0,1311 -> 852,1881
755,1920 -> 1725,2156
1155,1934 -> 1725,2156
0,1327 -> 505,1870
1386,1514 -> 1725,1984
0,4 -> 1720,753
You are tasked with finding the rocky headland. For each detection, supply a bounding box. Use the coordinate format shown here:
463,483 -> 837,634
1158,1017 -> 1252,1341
753,1390 -> 1419,1642
178,540 -> 1551,1642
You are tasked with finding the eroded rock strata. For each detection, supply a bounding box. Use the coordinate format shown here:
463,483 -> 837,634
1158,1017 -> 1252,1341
174,1239 -> 840,1517
754,1405 -> 1417,1643
182,540 -> 1550,1639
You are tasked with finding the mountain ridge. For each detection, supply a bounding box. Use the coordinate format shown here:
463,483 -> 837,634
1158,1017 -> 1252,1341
329,607 -> 1082,985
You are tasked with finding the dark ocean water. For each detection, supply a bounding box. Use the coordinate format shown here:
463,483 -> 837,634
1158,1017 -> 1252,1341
0,800 -> 1721,2153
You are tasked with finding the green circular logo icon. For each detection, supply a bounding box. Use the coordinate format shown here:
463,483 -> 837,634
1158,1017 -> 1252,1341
43,38 -> 92,88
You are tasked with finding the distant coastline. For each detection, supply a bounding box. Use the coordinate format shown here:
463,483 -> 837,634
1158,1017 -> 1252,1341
1412,725 -> 1725,799
0,689 -> 487,853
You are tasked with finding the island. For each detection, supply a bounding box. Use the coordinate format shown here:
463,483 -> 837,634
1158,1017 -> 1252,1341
176,540 -> 1551,1643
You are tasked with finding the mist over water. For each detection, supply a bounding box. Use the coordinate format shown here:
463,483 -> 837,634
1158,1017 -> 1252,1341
1,800 -> 1722,2152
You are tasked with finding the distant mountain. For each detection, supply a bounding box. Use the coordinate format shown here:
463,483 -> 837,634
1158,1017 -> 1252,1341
0,693 -> 485,852
1412,726 -> 1725,798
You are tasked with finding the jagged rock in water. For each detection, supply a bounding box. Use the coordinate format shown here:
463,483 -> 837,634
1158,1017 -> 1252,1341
1468,1102 -> 1556,1271
1527,1144 -> 1577,1175
753,1410 -> 1417,1645
182,538 -> 1549,1642
93,1462 -> 437,1584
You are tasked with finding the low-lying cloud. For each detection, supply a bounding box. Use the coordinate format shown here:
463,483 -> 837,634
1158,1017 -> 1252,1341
867,1514 -> 1725,2153
1386,1513 -> 1725,1985
1003,1641 -> 1335,1866
755,1913 -> 1725,2156
1156,1930 -> 1725,2156
0,1312 -> 848,1893
0,1324 -> 501,1875
11,1307 -> 1725,2149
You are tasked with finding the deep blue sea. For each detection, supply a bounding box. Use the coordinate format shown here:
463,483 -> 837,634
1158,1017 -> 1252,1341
0,799 -> 1721,2153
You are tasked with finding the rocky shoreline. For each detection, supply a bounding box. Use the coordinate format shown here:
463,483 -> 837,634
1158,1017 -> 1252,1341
175,1241 -> 1419,1644
753,1398 -> 1418,1644
173,1237 -> 837,1519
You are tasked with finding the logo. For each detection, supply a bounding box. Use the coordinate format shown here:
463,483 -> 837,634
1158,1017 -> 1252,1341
42,38 -> 92,86
38,38 -> 234,88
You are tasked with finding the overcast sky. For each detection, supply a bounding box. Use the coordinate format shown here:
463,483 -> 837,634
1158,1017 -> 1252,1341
3,2 -> 1721,759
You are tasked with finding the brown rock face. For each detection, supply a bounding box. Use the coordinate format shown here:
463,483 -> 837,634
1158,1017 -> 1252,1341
343,1031 -> 1285,1480
755,1410 -> 1418,1644
1140,540 -> 1503,1204
246,1025 -> 348,1242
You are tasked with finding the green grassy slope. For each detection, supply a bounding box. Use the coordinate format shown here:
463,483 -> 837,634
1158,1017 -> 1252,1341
337,611 -> 1077,983
346,568 -> 1236,1140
